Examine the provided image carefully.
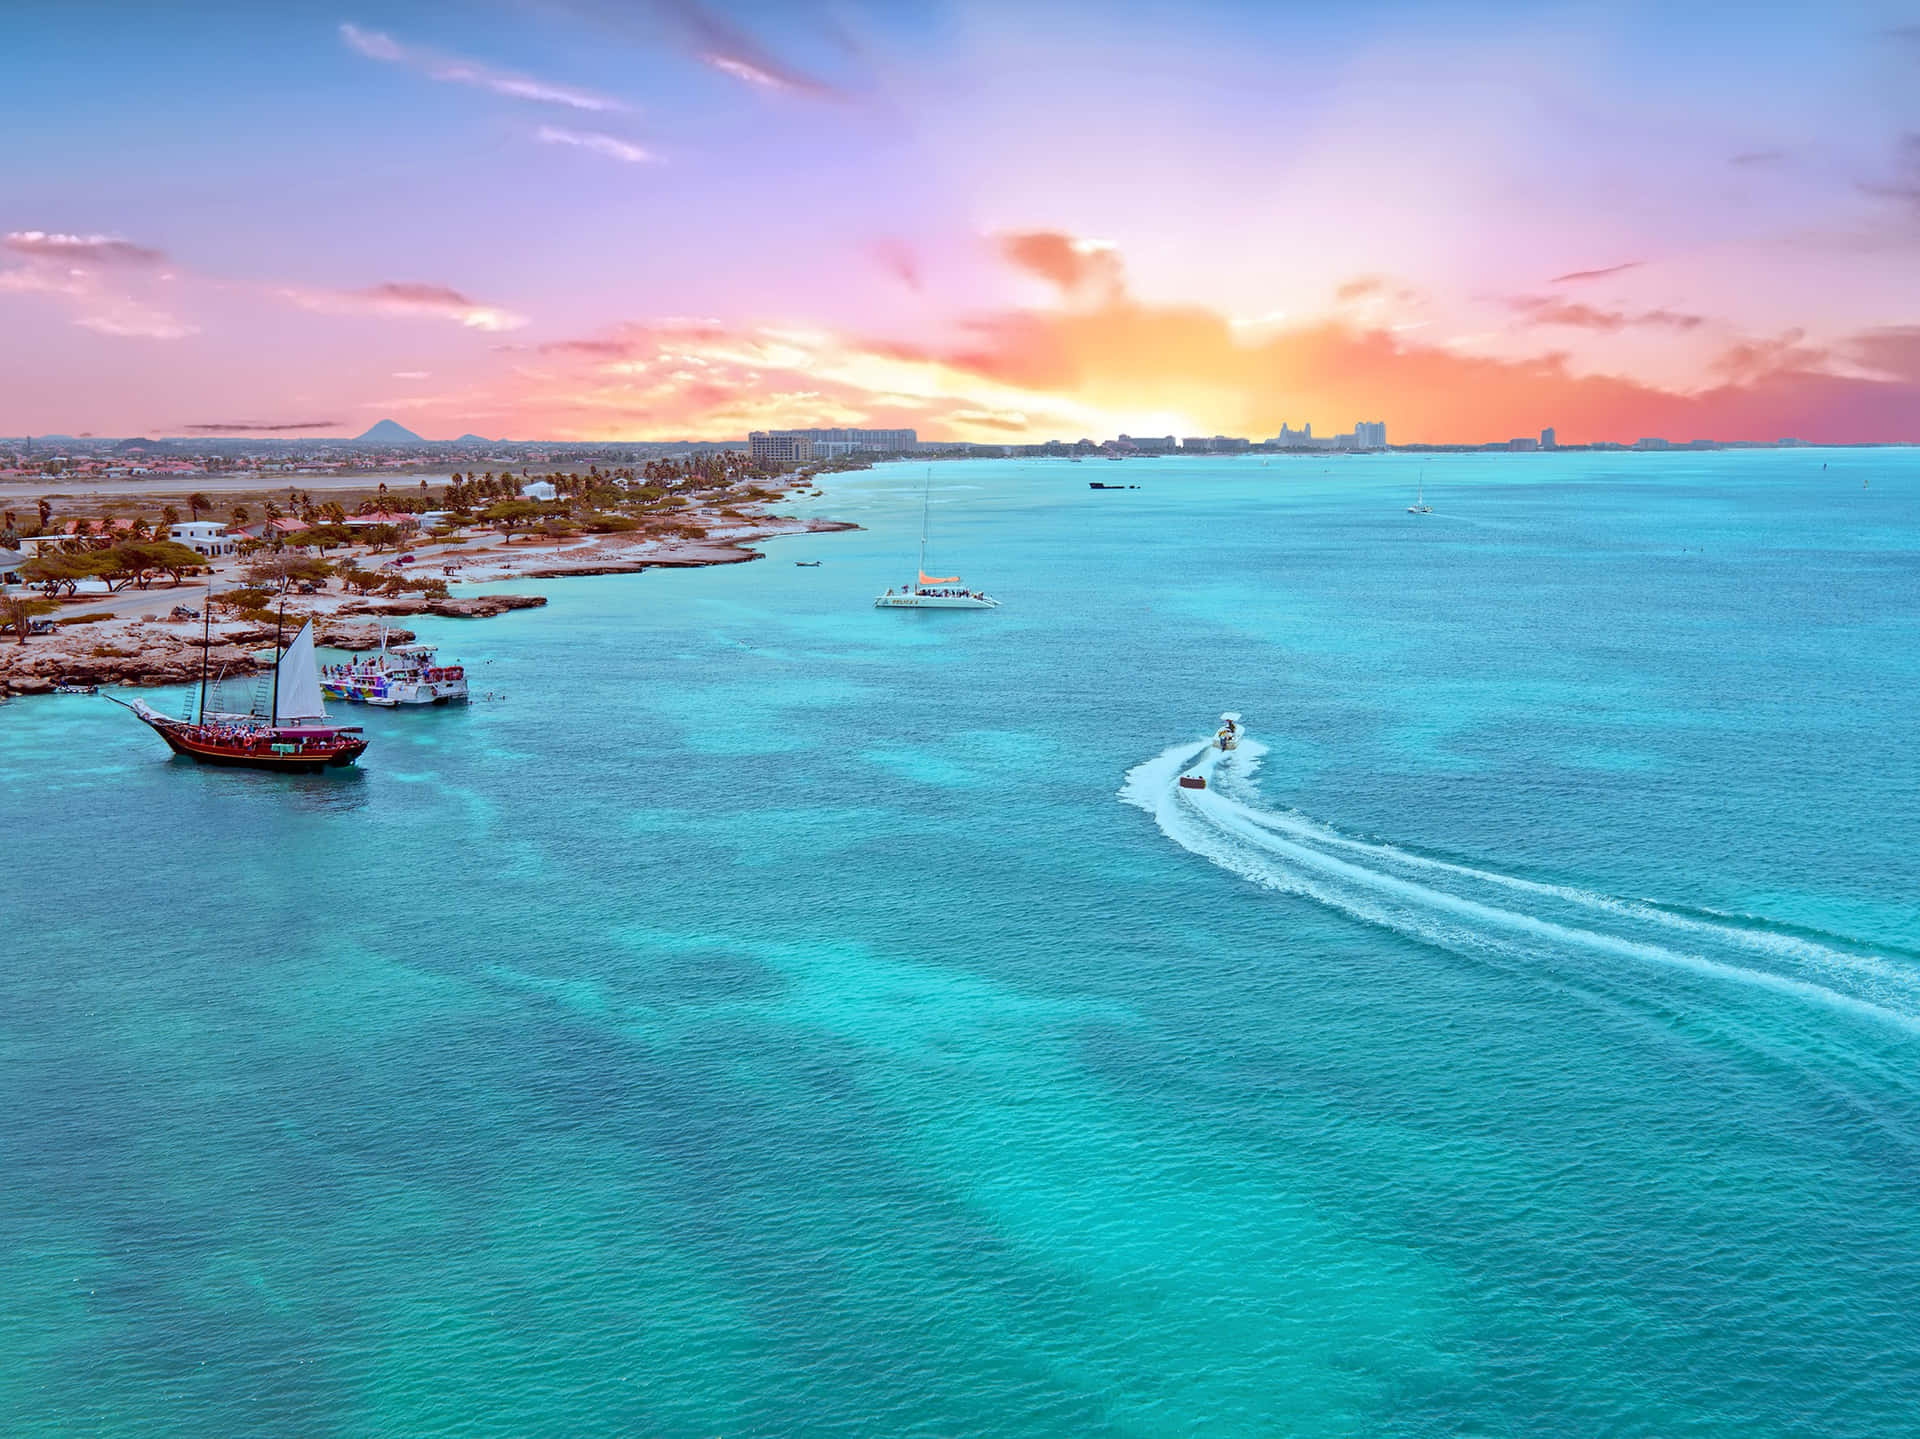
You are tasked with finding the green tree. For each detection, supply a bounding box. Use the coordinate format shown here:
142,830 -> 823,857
480,500 -> 543,539
21,550 -> 111,597
110,539 -> 209,590
245,554 -> 335,592
187,492 -> 210,521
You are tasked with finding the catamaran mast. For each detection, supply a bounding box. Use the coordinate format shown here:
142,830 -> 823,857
920,468 -> 931,584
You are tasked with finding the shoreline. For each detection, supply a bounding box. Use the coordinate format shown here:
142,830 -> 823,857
0,509 -> 859,697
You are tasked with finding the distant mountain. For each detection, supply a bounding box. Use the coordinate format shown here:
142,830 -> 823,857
453,433 -> 492,445
356,419 -> 426,443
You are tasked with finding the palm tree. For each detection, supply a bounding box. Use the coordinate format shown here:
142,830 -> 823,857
187,492 -> 210,521
161,504 -> 181,532
231,505 -> 249,526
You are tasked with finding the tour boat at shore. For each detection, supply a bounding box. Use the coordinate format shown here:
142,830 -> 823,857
322,631 -> 468,707
876,473 -> 999,610
112,609 -> 367,772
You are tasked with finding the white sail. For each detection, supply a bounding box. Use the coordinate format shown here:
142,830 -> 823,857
273,620 -> 329,723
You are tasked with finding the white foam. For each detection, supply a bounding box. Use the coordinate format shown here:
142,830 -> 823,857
1119,739 -> 1920,1034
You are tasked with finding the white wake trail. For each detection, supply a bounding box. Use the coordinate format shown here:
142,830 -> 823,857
1120,740 -> 1919,1033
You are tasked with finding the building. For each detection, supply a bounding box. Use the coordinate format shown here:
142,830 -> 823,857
751,428 -> 913,461
1181,437 -> 1214,453
1353,420 -> 1387,449
343,510 -> 421,533
1541,427 -> 1557,449
1509,437 -> 1539,452
1271,422 -> 1313,449
168,520 -> 237,557
748,431 -> 817,466
1212,436 -> 1252,453
1118,434 -> 1177,454
1634,437 -> 1671,451
520,480 -> 557,501
237,516 -> 312,543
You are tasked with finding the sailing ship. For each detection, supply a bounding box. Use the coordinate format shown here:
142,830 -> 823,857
322,629 -> 468,706
875,473 -> 999,610
112,602 -> 367,771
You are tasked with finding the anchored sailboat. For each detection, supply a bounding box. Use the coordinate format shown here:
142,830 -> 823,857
112,597 -> 367,771
875,472 -> 999,610
1407,469 -> 1432,514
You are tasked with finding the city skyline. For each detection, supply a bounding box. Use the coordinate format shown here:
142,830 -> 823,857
4,1 -> 1919,444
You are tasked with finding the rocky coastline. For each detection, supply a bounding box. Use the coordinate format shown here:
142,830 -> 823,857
1,512 -> 855,697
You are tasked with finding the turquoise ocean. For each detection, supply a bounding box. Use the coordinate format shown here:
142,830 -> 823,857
3,450 -> 1918,1436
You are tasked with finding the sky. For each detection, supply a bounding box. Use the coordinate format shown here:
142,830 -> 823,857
3,0 -> 1919,444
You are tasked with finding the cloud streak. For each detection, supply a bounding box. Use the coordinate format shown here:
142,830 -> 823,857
652,0 -> 841,98
1508,296 -> 1706,332
1550,261 -> 1645,284
181,421 -> 341,433
5,230 -> 167,266
535,125 -> 656,164
340,23 -> 627,113
279,280 -> 528,331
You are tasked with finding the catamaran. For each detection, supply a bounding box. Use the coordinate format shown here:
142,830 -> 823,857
875,473 -> 999,610
113,603 -> 367,771
1407,471 -> 1432,514
322,628 -> 468,706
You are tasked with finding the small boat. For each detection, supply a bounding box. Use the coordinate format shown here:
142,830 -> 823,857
54,683 -> 99,695
1179,775 -> 1207,790
795,560 -> 822,567
1215,712 -> 1242,751
1408,470 -> 1432,514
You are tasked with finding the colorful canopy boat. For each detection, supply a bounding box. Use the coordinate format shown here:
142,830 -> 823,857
322,627 -> 468,707
111,601 -> 367,772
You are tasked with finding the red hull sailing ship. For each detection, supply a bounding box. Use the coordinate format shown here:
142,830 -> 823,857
112,602 -> 367,772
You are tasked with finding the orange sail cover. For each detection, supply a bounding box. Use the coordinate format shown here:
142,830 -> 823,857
919,571 -> 959,584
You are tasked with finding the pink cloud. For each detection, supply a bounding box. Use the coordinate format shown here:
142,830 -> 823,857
4,230 -> 167,266
1550,261 -> 1646,284
279,281 -> 527,331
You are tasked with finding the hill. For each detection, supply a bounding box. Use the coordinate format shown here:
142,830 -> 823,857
355,419 -> 426,444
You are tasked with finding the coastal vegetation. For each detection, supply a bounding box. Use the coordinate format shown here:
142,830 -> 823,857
3,595 -> 58,643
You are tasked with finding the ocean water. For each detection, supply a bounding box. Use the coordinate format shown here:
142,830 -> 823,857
3,450 -> 1918,1437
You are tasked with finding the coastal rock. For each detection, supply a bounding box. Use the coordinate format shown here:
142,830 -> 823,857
343,594 -> 547,619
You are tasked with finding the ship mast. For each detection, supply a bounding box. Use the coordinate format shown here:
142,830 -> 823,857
196,579 -> 212,724
270,583 -> 285,725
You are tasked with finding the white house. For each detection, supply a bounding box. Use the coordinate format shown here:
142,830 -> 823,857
520,480 -> 557,501
169,520 -> 238,557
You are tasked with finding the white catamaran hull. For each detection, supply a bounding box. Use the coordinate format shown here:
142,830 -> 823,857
874,593 -> 999,609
